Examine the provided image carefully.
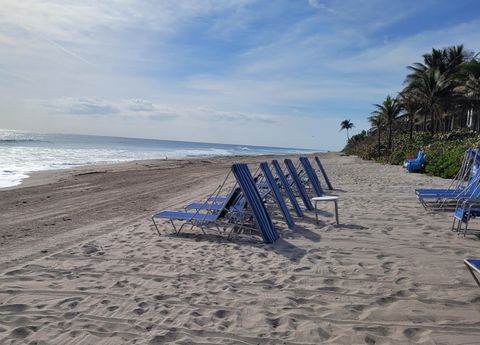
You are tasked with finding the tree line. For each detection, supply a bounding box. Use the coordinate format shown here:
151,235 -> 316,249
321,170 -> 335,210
359,45 -> 480,156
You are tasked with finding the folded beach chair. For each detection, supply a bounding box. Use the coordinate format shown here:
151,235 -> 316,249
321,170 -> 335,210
284,159 -> 314,211
271,160 -> 303,217
232,163 -> 279,243
314,156 -> 333,190
260,162 -> 295,229
464,259 -> 480,287
299,157 -> 324,197
206,172 -> 263,203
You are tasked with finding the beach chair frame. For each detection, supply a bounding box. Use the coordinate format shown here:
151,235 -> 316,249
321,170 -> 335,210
464,259 -> 480,288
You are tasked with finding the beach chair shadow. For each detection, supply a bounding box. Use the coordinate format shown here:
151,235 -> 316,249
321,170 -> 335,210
282,224 -> 322,242
268,238 -> 308,262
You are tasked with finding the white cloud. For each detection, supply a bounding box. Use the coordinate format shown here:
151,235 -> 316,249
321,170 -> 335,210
308,0 -> 339,14
125,99 -> 155,112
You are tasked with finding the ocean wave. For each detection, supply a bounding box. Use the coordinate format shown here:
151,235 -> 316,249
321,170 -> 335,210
0,131 -> 320,188
0,139 -> 48,144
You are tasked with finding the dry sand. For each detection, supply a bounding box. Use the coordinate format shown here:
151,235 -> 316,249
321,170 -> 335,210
0,153 -> 479,344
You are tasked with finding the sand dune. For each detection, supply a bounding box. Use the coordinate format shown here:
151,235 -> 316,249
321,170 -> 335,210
1,153 -> 480,344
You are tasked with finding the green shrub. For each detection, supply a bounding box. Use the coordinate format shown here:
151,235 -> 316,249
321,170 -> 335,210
342,128 -> 478,179
424,146 -> 467,179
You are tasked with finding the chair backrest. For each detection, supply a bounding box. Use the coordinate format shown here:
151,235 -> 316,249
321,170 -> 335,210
314,156 -> 333,190
284,159 -> 314,210
300,157 -> 324,197
260,162 -> 295,229
462,167 -> 480,197
218,187 -> 243,218
271,160 -> 303,217
231,163 -> 279,244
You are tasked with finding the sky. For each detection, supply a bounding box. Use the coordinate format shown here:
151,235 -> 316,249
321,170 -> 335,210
1,0 -> 480,151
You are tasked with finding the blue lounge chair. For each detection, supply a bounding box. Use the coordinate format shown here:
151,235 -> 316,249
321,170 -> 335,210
417,169 -> 480,210
232,163 -> 279,243
260,162 -> 295,229
300,157 -> 324,197
314,156 -> 333,190
284,159 -> 314,211
416,164 -> 480,197
452,201 -> 480,236
271,160 -> 303,217
185,187 -> 244,212
464,259 -> 480,287
404,150 -> 425,173
152,184 -> 242,236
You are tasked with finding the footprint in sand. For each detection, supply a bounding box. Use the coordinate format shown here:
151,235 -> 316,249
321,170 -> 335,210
63,311 -> 79,320
0,304 -> 29,312
10,326 -> 38,339
133,308 -> 148,315
403,327 -> 424,339
347,304 -> 368,313
354,326 -> 389,337
381,261 -> 395,273
395,276 -> 409,284
376,296 -> 397,306
213,309 -> 231,319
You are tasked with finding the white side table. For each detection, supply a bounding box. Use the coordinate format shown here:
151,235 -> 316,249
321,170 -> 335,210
311,196 -> 339,225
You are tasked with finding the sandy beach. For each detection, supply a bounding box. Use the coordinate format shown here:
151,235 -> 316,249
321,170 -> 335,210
1,153 -> 480,344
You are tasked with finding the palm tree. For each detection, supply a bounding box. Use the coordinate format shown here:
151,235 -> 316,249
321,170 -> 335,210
368,114 -> 384,157
405,45 -> 473,132
340,119 -> 354,140
408,69 -> 452,133
372,95 -> 402,150
406,45 -> 471,82
399,89 -> 422,140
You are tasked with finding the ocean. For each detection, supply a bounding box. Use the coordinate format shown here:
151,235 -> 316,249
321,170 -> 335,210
0,129 -> 317,188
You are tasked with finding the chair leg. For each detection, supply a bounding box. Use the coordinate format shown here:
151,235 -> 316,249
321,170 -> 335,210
334,201 -> 339,225
451,217 -> 457,232
174,220 -> 183,235
152,217 -> 161,237
314,201 -> 319,225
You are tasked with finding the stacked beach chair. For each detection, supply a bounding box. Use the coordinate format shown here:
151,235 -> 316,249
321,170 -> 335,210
151,156 -> 338,244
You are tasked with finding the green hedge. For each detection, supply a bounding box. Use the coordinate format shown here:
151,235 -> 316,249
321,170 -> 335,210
343,129 -> 480,179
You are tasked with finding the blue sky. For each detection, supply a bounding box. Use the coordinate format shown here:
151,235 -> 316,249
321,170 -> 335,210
1,0 -> 480,150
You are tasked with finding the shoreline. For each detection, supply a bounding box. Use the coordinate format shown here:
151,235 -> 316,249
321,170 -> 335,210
2,151 -> 330,191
